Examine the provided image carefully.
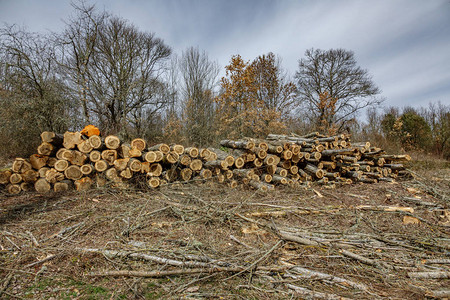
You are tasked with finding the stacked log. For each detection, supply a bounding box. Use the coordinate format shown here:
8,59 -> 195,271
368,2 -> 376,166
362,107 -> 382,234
0,128 -> 410,195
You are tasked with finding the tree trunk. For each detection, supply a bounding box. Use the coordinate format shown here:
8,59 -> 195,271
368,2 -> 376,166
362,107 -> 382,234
64,165 -> 83,180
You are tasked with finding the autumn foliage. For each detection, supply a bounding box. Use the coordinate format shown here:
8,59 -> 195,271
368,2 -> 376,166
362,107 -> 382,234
215,54 -> 295,139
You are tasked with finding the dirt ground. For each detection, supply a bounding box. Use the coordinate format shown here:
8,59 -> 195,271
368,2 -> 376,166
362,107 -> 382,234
0,159 -> 449,299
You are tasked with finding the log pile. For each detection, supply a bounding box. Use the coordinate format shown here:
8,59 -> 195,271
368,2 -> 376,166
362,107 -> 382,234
0,129 -> 410,195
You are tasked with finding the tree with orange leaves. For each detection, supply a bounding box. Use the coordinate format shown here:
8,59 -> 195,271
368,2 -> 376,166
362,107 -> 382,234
215,53 -> 294,139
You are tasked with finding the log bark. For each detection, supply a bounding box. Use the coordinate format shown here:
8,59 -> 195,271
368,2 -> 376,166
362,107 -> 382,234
104,135 -> 121,149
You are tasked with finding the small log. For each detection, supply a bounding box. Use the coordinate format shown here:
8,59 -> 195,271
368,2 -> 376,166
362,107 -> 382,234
63,131 -> 82,149
20,182 -> 34,191
22,169 -> 39,183
199,148 -> 212,160
248,180 -> 273,192
281,150 -> 293,160
12,158 -> 32,173
0,169 -> 12,184
114,158 -> 129,171
131,138 -> 146,151
200,168 -> 212,179
267,144 -> 283,154
171,144 -> 185,155
40,131 -> 63,145
224,170 -> 233,179
77,140 -> 93,153
88,135 -> 104,149
272,175 -> 288,185
34,178 -> 51,193
234,157 -> 245,169
29,154 -> 48,170
253,158 -> 263,167
383,164 -> 405,170
204,160 -> 228,169
148,143 -> 170,154
303,163 -> 324,179
94,160 -> 109,172
9,173 -> 22,184
120,168 -> 133,179
154,151 -> 164,162
185,147 -> 199,158
142,151 -> 157,163
163,152 -> 179,164
180,168 -> 193,181
104,135 -> 121,149
89,150 -> 102,162
128,147 -> 142,158
80,164 -> 94,175
266,165 -> 277,175
101,150 -> 117,165
64,165 -> 83,180
263,155 -> 277,166
54,159 -> 69,172
38,167 -> 49,178
261,173 -> 272,183
253,147 -> 267,159
148,163 -> 163,177
53,180 -> 73,192
278,160 -> 291,169
7,184 -> 21,194
229,180 -> 238,188
275,167 -> 288,177
233,168 -> 254,179
148,177 -> 160,188
128,158 -> 142,172
321,148 -> 359,156
220,139 -> 255,150
74,177 -> 93,191
179,154 -> 192,166
190,159 -> 203,171
289,165 -> 299,175
118,144 -> 130,158
209,148 -> 235,167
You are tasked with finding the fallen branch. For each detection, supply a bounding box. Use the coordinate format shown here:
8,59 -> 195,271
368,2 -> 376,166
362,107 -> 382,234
89,267 -> 243,278
408,271 -> 450,279
286,283 -> 351,300
287,266 -> 369,291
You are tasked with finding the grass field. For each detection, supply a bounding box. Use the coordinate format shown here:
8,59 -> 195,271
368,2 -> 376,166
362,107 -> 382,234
0,156 -> 448,299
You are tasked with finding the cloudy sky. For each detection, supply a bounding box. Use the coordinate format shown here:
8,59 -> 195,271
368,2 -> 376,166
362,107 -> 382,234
1,0 -> 449,111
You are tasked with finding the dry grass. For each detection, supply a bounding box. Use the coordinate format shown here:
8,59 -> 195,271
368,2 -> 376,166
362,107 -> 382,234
0,158 -> 448,299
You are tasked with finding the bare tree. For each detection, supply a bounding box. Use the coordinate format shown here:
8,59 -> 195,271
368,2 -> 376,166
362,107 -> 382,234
58,1 -> 109,124
179,47 -> 219,146
295,48 -> 382,133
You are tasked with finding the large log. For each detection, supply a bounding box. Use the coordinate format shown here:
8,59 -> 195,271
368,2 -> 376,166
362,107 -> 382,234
171,144 -> 185,155
35,178 -> 51,193
101,150 -> 117,165
12,158 -> 32,173
185,147 -> 199,158
77,140 -> 93,153
54,159 -> 69,172
40,131 -> 64,145
94,160 -> 109,172
149,143 -> 170,154
0,170 -> 12,185
113,158 -> 129,171
64,165 -> 83,180
9,173 -> 22,184
63,131 -> 82,149
128,158 -> 142,173
105,135 -> 121,149
29,154 -> 48,170
131,138 -> 146,152
88,135 -> 104,149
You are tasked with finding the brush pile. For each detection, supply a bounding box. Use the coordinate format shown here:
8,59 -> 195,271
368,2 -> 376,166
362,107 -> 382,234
0,127 -> 411,195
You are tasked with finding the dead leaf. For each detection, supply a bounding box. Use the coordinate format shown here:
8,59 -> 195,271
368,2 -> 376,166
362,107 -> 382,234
403,216 -> 420,225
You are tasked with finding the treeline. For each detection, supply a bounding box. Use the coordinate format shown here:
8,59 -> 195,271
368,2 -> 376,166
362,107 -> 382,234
0,3 -> 448,160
